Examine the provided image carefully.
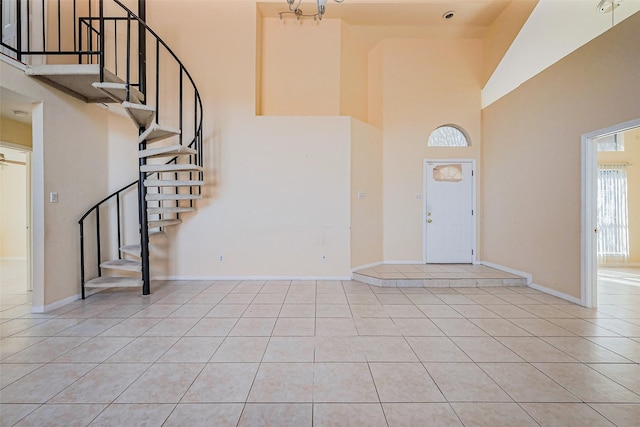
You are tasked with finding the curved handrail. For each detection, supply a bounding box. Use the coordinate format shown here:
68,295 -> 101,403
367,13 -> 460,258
108,0 -> 204,151
78,180 -> 138,224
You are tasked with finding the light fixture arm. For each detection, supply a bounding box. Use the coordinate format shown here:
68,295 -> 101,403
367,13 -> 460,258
280,0 -> 344,22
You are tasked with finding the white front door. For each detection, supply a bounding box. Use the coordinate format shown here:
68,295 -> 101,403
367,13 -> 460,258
424,160 -> 474,263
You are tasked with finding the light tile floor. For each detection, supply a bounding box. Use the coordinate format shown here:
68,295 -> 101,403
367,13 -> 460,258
0,262 -> 639,426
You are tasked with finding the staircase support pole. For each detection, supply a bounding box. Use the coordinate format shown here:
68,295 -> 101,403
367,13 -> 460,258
138,135 -> 151,295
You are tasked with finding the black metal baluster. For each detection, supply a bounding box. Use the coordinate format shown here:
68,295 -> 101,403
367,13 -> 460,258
57,0 -> 61,51
27,0 -> 30,51
41,0 -> 44,51
114,20 -> 118,75
80,222 -> 85,299
155,38 -> 159,123
16,0 -> 22,60
96,208 -> 102,277
116,193 -> 122,259
73,0 -> 76,51
126,14 -> 130,101
99,0 -> 104,81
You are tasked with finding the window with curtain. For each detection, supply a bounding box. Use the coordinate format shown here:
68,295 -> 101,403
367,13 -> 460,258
597,163 -> 629,265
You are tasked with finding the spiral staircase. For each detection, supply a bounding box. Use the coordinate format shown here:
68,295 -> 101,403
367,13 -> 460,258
2,0 -> 204,297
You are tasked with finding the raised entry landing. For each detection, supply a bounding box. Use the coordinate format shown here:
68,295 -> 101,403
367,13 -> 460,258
353,264 -> 528,288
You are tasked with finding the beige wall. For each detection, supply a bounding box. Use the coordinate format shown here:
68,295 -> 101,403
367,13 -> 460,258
597,128 -> 640,264
259,17 -> 342,116
481,12 -> 640,299
1,117 -> 32,148
1,61 -> 111,308
340,21 -> 368,122
367,43 -> 383,129
379,38 -> 482,261
0,148 -> 27,258
350,118 -> 383,268
149,1 -> 352,278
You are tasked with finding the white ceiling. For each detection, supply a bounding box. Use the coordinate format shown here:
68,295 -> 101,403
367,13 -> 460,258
0,87 -> 35,124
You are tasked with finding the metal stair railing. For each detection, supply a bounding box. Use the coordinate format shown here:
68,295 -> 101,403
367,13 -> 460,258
2,0 -> 204,297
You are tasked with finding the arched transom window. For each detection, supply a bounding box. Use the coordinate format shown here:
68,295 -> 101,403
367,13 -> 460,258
428,125 -> 470,147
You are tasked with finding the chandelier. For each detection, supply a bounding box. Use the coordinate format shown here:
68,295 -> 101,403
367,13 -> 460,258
279,0 -> 344,21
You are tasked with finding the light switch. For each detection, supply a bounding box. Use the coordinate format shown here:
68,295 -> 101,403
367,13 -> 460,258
357,191 -> 365,199
50,192 -> 58,203
416,194 -> 422,200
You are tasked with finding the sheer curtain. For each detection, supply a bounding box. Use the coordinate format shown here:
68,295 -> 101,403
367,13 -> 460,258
597,163 -> 629,265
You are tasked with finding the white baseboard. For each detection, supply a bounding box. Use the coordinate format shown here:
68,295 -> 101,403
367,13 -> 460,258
598,263 -> 640,268
30,288 -> 103,313
480,261 -> 533,285
153,275 -> 352,281
529,282 -> 581,305
351,261 -> 383,272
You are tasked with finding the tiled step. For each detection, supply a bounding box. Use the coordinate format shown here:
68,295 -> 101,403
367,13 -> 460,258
148,218 -> 182,228
100,259 -> 142,272
123,101 -> 155,128
146,193 -> 202,202
144,179 -> 204,187
85,276 -> 142,288
141,163 -> 203,173
139,123 -> 181,144
353,272 -> 528,288
139,145 -> 196,159
92,82 -> 144,104
147,206 -> 196,214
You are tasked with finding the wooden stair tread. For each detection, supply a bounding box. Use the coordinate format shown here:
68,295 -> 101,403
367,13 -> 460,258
139,145 -> 196,159
85,277 -> 142,288
100,259 -> 142,272
119,244 -> 141,257
123,101 -> 156,128
148,219 -> 182,228
147,206 -> 196,214
92,82 -> 144,104
144,179 -> 204,187
139,123 -> 181,144
26,65 -> 123,103
141,163 -> 203,173
146,193 -> 202,201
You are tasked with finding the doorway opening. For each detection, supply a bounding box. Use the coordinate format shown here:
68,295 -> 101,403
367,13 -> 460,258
582,118 -> 640,307
0,143 -> 32,296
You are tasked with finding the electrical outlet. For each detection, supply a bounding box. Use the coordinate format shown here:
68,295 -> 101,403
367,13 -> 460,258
321,255 -> 327,263
218,255 -> 224,262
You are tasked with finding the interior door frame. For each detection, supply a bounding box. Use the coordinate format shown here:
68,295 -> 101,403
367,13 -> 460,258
581,117 -> 640,307
423,158 -> 477,264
